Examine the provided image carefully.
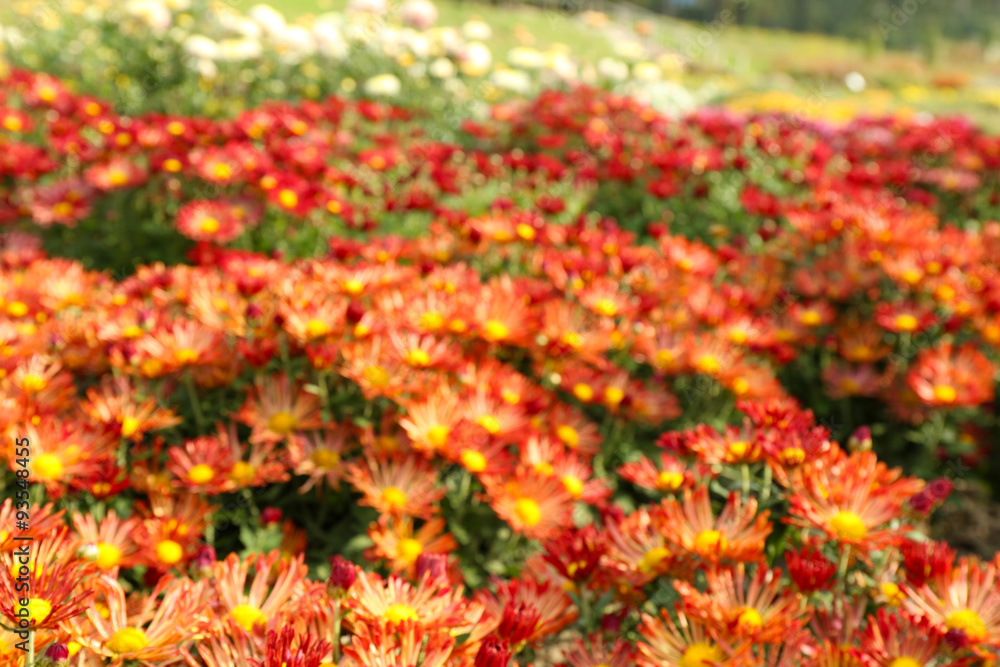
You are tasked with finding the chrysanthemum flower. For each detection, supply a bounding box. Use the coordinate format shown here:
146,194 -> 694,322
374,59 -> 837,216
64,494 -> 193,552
902,557 -> 1000,654
70,510 -> 140,573
80,376 -> 182,441
0,545 -> 93,631
477,574 -> 577,647
133,492 -> 216,570
482,469 -> 575,541
0,500 -> 65,552
636,607 -> 750,667
603,506 -> 691,587
287,429 -> 353,493
248,627 -> 331,667
657,487 -> 772,564
345,453 -> 446,520
368,517 -> 457,577
234,373 -> 324,445
347,570 -> 466,632
343,620 -> 453,667
398,387 -> 462,456
212,552 -> 309,634
70,574 -> 205,665
787,450 -> 914,556
676,563 -> 807,644
558,636 -> 634,667
856,608 -> 943,667
905,341 -> 996,408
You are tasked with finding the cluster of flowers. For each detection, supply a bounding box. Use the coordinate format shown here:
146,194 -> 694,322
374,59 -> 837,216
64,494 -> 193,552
0,0 -> 697,120
1,196 -> 1000,664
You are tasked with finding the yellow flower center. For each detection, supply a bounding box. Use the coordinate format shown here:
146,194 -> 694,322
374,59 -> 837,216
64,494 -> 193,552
594,298 -> 618,317
727,440 -> 751,460
174,348 -> 200,365
361,365 -> 389,388
516,223 -> 536,241
514,498 -> 542,527
199,217 -> 220,234
105,628 -> 149,654
418,311 -> 444,331
945,609 -> 987,642
163,158 -> 182,172
534,462 -> 554,477
735,607 -> 763,634
187,464 -> 215,485
397,538 -> 423,564
561,475 -> 584,498
310,450 -> 340,469
894,314 -> 918,331
560,332 -> 582,349
680,642 -> 722,667
155,540 -> 183,565
830,511 -> 867,541
460,450 -> 487,473
654,349 -> 675,369
21,373 -> 47,393
230,461 -> 256,484
693,530 -> 728,556
799,310 -> 822,326
343,279 -> 365,295
305,319 -> 330,339
933,384 -> 957,404
267,412 -> 298,435
384,604 -> 418,624
657,471 -> 685,491
10,560 -> 40,578
476,415 -> 501,434
501,388 -> 520,404
638,547 -> 670,574
573,383 -> 594,402
19,598 -> 51,625
695,354 -> 721,375
556,425 -> 579,448
230,604 -> 267,632
6,301 -> 28,318
483,320 -> 509,342
32,453 -> 64,481
96,543 -> 123,570
381,486 -> 408,510
122,325 -> 144,339
880,581 -> 904,606
278,190 -> 299,209
120,416 -> 141,438
427,425 -> 450,449
887,659 -> 922,667
604,386 -> 625,407
780,447 -> 806,466
405,348 -> 431,367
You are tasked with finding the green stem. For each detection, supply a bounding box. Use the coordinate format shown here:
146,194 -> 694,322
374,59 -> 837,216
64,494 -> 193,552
183,373 -> 205,431
331,600 -> 342,665
837,547 -> 851,593
577,587 -> 592,650
26,629 -> 34,667
317,372 -> 331,423
761,464 -> 773,504
740,464 -> 751,498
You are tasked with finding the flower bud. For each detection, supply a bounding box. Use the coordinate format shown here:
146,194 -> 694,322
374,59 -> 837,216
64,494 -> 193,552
474,636 -> 511,667
848,425 -> 872,452
786,546 -> 836,593
260,507 -> 283,526
415,552 -> 447,582
44,643 -> 69,662
190,544 -> 216,579
327,555 -> 356,598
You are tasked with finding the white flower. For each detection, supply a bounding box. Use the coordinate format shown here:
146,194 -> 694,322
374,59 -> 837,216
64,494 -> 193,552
507,47 -> 544,69
164,0 -> 191,9
183,34 -> 219,60
462,19 -> 491,41
632,61 -> 661,81
363,73 -> 402,96
596,57 -> 628,82
272,25 -> 315,63
399,0 -> 438,30
216,37 -> 262,61
404,32 -> 431,59
459,41 -> 491,77
218,11 -> 263,39
614,40 -> 646,62
247,5 -> 286,36
429,57 -> 456,78
491,68 -> 531,95
313,20 -> 349,59
124,0 -> 172,34
545,51 -> 577,81
428,26 -> 462,57
845,71 -> 866,93
347,0 -> 388,13
195,58 -> 218,79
